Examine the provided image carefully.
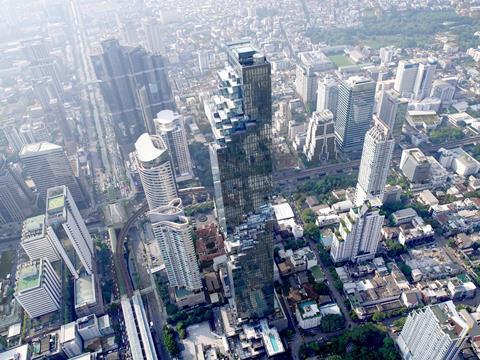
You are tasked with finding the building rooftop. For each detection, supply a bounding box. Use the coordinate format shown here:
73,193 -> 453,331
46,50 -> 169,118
22,215 -> 46,241
298,300 -> 321,319
134,133 -> 168,164
0,344 -> 29,360
47,194 -> 65,211
16,261 -> 41,293
19,142 -> 61,157
75,274 -> 96,308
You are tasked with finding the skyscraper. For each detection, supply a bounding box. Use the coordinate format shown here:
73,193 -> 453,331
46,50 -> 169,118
334,76 -> 376,154
134,133 -> 178,211
208,41 -> 274,319
208,41 -> 273,233
394,59 -> 436,100
400,148 -> 431,183
228,205 -> 274,320
316,76 -> 339,117
141,18 -> 165,54
154,110 -> 194,182
397,301 -> 473,360
0,155 -> 35,224
21,215 -> 61,263
354,121 -> 394,206
20,142 -> 87,207
377,89 -> 408,141
45,186 -> 94,278
149,198 -> 201,291
330,199 -> 384,263
92,39 -> 174,154
413,61 -> 437,101
303,110 -> 337,163
15,258 -> 61,318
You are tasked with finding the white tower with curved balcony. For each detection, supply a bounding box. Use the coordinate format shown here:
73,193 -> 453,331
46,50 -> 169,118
154,110 -> 194,182
134,133 -> 178,211
149,198 -> 201,291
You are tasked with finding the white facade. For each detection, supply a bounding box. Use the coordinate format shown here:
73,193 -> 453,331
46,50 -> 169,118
142,18 -> 164,54
15,258 -> 61,318
355,121 -> 394,206
303,110 -> 336,162
154,110 -> 194,182
45,186 -> 94,278
331,201 -> 384,263
394,60 -> 419,98
413,62 -> 437,101
21,215 -> 60,263
149,198 -> 202,291
316,76 -> 339,116
438,147 -> 480,177
377,89 -> 408,140
60,322 -> 83,358
397,301 -> 472,360
135,133 -> 178,210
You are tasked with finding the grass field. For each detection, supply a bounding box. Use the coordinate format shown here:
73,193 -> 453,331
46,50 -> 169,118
328,53 -> 353,68
0,250 -> 15,279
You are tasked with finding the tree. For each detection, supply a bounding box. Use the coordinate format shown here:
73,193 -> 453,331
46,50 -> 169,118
301,208 -> 317,224
372,311 -> 386,322
163,326 -> 180,356
319,314 -> 345,332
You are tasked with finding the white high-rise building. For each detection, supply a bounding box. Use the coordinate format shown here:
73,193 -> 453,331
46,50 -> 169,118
413,61 -> 437,101
21,215 -> 60,263
198,50 -> 215,73
303,110 -> 337,163
45,186 -> 94,278
19,142 -> 86,206
316,76 -> 339,117
355,121 -> 395,206
330,199 -> 384,263
154,110 -> 194,182
135,133 -> 178,211
149,198 -> 201,291
397,301 -> 474,360
15,258 -> 61,318
394,60 -> 419,98
377,89 -> 408,141
141,18 -> 164,54
394,59 -> 436,100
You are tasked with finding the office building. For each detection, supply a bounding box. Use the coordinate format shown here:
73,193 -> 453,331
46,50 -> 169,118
295,51 -> 334,109
379,47 -> 394,65
121,292 -> 158,360
198,50 -> 215,73
21,215 -> 60,263
316,76 -> 339,117
21,38 -> 50,62
228,205 -> 275,320
413,61 -> 437,101
76,314 -> 102,341
45,186 -> 94,278
377,89 -> 408,141
134,133 -> 177,210
20,142 -> 86,207
60,322 -> 83,358
397,301 -> 474,360
75,274 -> 103,317
154,110 -> 194,182
15,258 -> 61,318
149,198 -> 201,291
303,110 -> 337,163
208,42 -> 275,320
0,155 -> 34,224
208,41 -> 273,233
394,59 -> 436,100
142,18 -> 164,54
335,76 -> 376,154
330,200 -> 384,263
431,79 -> 456,109
354,121 -> 395,206
400,148 -> 431,183
92,39 -> 174,154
